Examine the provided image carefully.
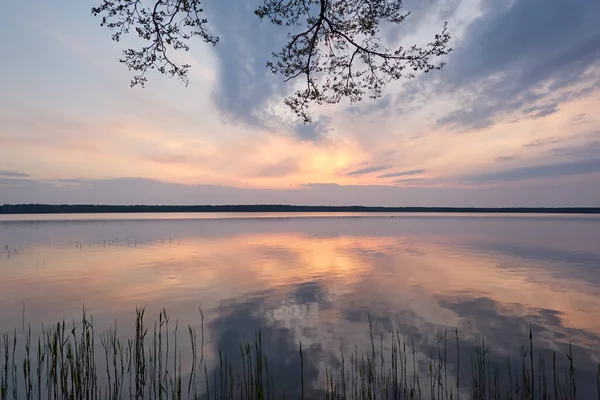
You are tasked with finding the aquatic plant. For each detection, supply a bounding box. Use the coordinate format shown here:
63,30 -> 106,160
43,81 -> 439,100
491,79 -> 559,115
0,307 -> 598,399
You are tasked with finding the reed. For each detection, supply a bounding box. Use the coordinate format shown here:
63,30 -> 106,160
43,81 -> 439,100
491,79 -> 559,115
0,307 -> 597,399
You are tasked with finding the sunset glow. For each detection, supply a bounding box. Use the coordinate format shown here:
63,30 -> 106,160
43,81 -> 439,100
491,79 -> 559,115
1,0 -> 599,206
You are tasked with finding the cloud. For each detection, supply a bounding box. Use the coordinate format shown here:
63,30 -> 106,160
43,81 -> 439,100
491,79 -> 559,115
292,116 -> 332,142
2,177 -> 600,207
206,0 -> 290,128
523,103 -> 560,120
257,159 -> 299,178
549,140 -> 600,159
205,1 -> 338,141
346,165 -> 393,176
0,177 -> 32,186
495,156 -> 516,162
523,137 -> 562,148
434,0 -> 600,130
571,113 -> 590,126
462,158 -> 600,184
378,169 -> 425,179
345,94 -> 392,118
384,0 -> 463,41
53,178 -> 94,185
299,182 -> 341,190
0,170 -> 30,178
394,178 -> 426,185
144,152 -> 198,165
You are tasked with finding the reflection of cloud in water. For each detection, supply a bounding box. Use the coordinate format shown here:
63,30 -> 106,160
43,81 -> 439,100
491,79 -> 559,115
209,281 -> 600,396
1,215 -> 600,394
210,295 -> 323,398
438,295 -> 600,352
437,295 -> 600,398
461,239 -> 600,285
2,231 -> 600,330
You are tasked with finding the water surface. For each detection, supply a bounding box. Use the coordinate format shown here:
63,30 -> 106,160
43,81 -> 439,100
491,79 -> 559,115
1,212 -> 599,396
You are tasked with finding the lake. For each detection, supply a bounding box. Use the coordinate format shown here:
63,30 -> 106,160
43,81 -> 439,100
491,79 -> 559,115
1,212 -> 600,398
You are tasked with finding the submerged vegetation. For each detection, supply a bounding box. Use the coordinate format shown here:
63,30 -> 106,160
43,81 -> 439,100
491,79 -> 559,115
1,307 -> 598,399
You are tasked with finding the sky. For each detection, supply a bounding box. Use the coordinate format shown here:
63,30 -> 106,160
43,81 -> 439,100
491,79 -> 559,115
0,0 -> 599,207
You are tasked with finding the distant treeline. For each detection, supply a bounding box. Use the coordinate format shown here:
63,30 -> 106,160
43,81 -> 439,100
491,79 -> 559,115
1,204 -> 600,214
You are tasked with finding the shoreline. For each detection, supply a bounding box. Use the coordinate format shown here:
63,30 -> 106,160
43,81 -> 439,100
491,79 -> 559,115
2,204 -> 600,215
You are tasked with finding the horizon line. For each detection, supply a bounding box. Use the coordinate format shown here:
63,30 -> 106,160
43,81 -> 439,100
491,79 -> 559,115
1,204 -> 600,215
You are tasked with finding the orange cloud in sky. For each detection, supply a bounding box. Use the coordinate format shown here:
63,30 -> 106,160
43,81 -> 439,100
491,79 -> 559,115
2,90 -> 599,190
2,0 -> 600,201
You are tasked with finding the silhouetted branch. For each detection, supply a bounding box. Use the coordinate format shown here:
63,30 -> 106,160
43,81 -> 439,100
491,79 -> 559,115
92,0 -> 218,87
92,0 -> 452,122
256,0 -> 452,122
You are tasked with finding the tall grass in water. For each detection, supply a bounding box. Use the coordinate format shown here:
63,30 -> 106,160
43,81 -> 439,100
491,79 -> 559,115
0,308 -> 598,399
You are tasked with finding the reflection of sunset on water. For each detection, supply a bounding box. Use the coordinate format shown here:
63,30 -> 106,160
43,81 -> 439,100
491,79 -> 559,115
2,229 -> 600,344
2,214 -> 600,395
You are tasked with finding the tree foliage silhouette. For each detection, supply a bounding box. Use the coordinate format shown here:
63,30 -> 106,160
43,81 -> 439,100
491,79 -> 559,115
92,0 -> 452,122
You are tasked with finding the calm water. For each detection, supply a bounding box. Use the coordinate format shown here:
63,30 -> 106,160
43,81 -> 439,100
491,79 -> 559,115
1,212 -> 600,396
